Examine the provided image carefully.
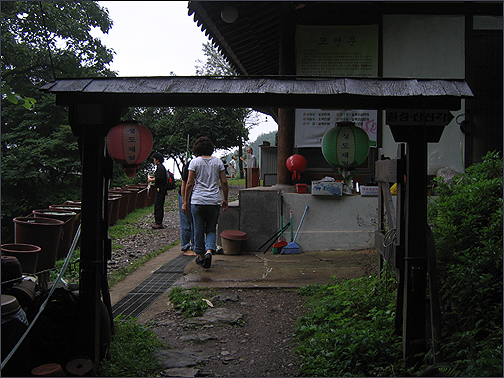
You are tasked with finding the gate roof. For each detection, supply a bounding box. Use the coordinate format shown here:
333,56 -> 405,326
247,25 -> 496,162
41,76 -> 472,110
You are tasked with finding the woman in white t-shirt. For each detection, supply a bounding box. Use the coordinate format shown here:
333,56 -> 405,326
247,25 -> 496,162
182,137 -> 228,269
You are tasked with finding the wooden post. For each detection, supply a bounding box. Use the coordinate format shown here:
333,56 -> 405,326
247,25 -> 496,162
70,104 -> 120,365
402,128 -> 428,361
73,104 -> 106,365
277,108 -> 295,185
277,5 -> 295,185
389,124 -> 445,363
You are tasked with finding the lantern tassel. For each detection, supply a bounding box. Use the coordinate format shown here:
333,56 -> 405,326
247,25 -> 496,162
339,168 -> 355,186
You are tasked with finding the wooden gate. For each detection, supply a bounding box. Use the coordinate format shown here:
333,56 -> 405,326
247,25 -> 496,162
374,144 -> 443,364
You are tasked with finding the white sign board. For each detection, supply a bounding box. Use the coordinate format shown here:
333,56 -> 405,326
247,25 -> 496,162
295,109 -> 378,148
296,25 -> 379,77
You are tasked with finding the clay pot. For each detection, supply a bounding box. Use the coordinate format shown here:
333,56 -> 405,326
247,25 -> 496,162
13,217 -> 63,272
1,243 -> 40,274
9,278 -> 36,309
108,190 -> 131,219
126,185 -> 148,209
108,196 -> 121,226
2,295 -> 30,376
32,209 -> 76,260
1,255 -> 23,288
123,187 -> 140,212
48,205 -> 81,242
64,200 -> 81,206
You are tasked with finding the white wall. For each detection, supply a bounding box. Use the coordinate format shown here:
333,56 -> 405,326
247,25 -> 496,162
382,15 -> 465,78
381,15 -> 466,174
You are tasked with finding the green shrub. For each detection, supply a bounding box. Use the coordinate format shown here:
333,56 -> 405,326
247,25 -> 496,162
296,271 -> 403,377
428,151 -> 503,376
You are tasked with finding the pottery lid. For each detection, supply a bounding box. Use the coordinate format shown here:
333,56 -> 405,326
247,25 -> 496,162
220,230 -> 249,240
31,363 -> 63,376
2,295 -> 20,315
65,357 -> 94,375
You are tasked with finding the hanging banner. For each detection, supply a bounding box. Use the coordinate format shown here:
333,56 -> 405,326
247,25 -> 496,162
295,109 -> 378,148
296,25 -> 379,77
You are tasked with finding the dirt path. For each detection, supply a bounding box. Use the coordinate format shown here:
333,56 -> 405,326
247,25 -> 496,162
110,186 -> 308,377
109,185 -> 374,377
150,288 -> 306,377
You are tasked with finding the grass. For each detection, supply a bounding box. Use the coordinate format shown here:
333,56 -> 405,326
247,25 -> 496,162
98,286 -> 222,377
227,178 -> 245,186
98,316 -> 164,377
167,286 -> 219,317
51,194 -> 179,287
107,195 -> 179,287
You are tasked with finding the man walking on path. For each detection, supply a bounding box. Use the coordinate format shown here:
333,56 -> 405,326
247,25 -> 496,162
148,152 -> 168,229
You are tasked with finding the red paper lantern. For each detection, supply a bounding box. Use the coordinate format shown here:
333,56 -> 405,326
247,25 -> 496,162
106,122 -> 153,177
286,154 -> 307,180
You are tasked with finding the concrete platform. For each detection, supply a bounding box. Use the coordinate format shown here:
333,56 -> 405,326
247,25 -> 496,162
172,249 -> 377,289
110,244 -> 378,322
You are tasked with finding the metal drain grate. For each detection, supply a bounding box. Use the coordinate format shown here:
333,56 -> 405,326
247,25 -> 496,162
112,254 -> 193,319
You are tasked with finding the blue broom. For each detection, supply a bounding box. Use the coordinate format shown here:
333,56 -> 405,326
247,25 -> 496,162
281,205 -> 309,254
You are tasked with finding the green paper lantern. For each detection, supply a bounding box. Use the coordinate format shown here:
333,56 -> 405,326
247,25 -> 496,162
322,121 -> 370,170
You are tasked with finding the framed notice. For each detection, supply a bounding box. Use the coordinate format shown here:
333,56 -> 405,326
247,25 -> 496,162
295,109 -> 378,148
296,25 -> 378,77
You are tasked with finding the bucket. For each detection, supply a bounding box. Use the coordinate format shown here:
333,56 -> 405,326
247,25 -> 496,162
13,217 -> 63,272
220,230 -> 248,255
32,209 -> 76,260
1,243 -> 40,274
296,183 -> 307,194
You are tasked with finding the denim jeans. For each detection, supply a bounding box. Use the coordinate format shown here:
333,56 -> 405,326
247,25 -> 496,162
191,204 -> 221,255
178,195 -> 193,250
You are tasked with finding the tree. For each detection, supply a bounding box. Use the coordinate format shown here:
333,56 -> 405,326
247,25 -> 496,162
195,42 -> 236,76
125,42 -> 259,176
1,1 -> 115,242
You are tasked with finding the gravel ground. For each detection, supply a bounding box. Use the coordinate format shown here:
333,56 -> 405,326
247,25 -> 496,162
108,185 -> 241,275
151,287 -> 306,377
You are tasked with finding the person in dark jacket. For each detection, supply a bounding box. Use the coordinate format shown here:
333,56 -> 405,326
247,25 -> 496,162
148,152 -> 167,229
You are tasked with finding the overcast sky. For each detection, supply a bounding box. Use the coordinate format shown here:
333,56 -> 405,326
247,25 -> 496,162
91,1 -> 278,146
